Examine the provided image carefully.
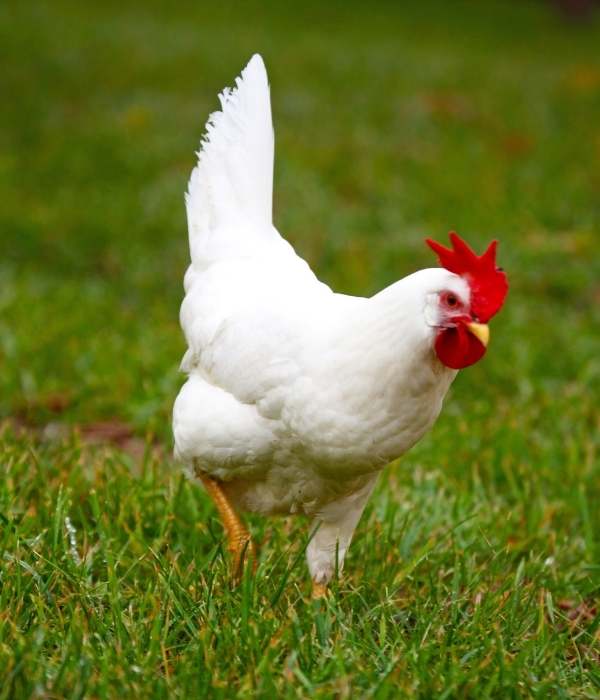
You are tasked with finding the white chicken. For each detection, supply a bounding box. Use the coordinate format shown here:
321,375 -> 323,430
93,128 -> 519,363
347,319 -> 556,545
173,55 -> 508,596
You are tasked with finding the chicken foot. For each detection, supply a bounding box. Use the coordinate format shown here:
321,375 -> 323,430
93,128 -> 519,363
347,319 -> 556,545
312,581 -> 329,599
198,472 -> 256,579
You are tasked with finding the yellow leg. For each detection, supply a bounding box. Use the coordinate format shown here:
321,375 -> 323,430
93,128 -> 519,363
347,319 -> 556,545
198,473 -> 255,578
312,581 -> 328,599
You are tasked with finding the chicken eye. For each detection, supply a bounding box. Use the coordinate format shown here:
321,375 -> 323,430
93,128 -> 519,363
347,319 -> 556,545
443,292 -> 459,308
440,292 -> 462,309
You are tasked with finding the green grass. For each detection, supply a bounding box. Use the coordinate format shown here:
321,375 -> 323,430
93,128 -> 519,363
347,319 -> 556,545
1,0 -> 600,696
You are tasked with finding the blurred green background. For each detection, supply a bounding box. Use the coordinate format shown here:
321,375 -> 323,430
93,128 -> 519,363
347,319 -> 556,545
2,0 -> 599,436
1,0 -> 599,696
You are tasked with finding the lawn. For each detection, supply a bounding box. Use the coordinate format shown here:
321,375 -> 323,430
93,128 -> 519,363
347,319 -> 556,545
1,0 -> 599,697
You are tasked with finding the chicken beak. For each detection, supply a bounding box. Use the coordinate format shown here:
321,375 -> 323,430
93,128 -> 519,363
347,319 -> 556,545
466,322 -> 490,347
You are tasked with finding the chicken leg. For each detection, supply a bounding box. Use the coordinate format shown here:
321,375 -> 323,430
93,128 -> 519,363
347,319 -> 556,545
198,472 -> 255,578
307,475 -> 378,598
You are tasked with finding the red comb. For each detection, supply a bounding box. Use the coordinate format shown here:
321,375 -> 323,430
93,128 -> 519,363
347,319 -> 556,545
426,231 -> 508,322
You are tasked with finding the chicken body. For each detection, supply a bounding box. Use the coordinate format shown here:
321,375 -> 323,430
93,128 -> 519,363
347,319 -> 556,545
173,55 -> 471,584
174,261 -> 460,512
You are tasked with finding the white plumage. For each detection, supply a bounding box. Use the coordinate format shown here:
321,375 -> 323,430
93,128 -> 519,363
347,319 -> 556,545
173,55 -> 476,584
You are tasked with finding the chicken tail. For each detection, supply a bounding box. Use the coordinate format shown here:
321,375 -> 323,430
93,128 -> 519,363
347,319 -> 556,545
185,54 -> 277,267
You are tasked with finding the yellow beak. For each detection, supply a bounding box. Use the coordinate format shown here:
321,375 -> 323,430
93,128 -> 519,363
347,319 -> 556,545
466,322 -> 490,347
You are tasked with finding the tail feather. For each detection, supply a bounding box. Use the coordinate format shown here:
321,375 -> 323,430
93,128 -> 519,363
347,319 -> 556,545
185,54 -> 276,266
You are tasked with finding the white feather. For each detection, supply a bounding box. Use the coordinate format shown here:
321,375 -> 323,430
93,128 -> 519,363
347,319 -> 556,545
185,53 -> 277,267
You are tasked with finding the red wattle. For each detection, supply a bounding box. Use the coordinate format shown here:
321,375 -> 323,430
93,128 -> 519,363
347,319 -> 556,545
434,325 -> 486,369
